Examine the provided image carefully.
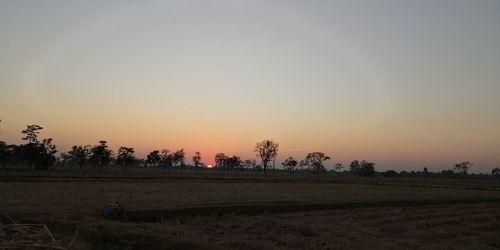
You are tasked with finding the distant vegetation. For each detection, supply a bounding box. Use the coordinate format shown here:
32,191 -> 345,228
0,121 -> 498,179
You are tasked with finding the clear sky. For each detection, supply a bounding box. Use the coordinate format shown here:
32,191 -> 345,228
0,0 -> 499,172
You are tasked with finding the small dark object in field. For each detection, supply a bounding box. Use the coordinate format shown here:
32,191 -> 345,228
101,201 -> 125,220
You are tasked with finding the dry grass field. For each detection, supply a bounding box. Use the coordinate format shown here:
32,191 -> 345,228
11,202 -> 500,249
1,179 -> 500,214
1,176 -> 500,249
132,203 -> 500,249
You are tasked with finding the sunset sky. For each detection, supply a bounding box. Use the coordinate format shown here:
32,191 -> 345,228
0,0 -> 499,172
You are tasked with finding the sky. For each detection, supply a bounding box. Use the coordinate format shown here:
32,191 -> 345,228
0,0 -> 499,172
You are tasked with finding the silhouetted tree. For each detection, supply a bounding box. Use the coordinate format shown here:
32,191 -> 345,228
454,161 -> 472,176
254,140 -> 279,178
304,152 -> 330,176
21,124 -> 43,144
116,147 -> 135,169
297,160 -> 308,175
172,149 -> 185,172
227,155 -> 242,173
441,169 -> 455,176
281,157 -> 298,174
67,145 -> 91,170
492,168 -> 500,182
20,124 -> 43,169
0,120 -> 17,168
334,163 -> 343,173
160,149 -> 173,169
19,124 -> 57,169
423,167 -> 429,176
215,153 -> 228,170
58,152 -> 71,167
0,141 -> 8,168
383,170 -> 399,177
0,141 -> 14,168
0,120 -> 5,168
192,151 -> 203,170
146,150 -> 161,168
89,141 -> 113,172
38,138 -> 57,169
350,160 -> 375,177
350,160 -> 361,174
359,160 -> 375,177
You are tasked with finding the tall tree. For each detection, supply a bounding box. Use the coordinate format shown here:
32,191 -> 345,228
192,151 -> 203,170
254,140 -> 279,177
215,153 -> 228,169
19,124 -> 57,169
304,152 -> 330,176
172,149 -> 185,171
21,124 -> 43,144
89,141 -> 113,172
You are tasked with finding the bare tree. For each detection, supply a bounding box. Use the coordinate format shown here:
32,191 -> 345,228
254,140 -> 279,177
454,161 -> 472,176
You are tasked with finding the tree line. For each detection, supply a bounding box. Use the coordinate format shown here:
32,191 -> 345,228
1,122 -> 499,180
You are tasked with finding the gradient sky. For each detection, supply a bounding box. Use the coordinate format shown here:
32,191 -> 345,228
1,0 -> 499,172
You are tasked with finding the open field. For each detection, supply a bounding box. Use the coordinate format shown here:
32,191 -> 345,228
1,175 -> 500,249
1,177 -> 500,214
6,201 -> 500,249
112,203 -> 500,249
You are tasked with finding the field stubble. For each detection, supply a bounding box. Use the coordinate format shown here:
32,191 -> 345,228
1,176 -> 500,249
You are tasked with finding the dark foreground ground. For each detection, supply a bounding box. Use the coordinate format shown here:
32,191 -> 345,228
9,202 -> 500,250
1,173 -> 499,249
